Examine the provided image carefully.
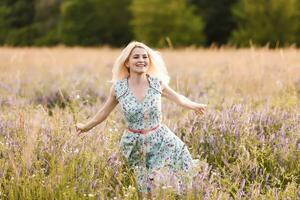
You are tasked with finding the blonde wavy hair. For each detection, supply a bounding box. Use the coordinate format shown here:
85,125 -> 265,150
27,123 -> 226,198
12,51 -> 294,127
111,41 -> 170,84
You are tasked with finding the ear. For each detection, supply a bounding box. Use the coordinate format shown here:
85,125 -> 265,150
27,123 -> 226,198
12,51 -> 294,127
125,61 -> 129,68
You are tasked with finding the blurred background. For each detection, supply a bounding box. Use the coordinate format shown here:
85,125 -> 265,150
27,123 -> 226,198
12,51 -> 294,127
0,0 -> 300,48
1,1 -> 300,199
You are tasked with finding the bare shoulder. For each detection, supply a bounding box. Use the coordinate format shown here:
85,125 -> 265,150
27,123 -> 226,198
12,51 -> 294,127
160,80 -> 167,91
160,82 -> 175,98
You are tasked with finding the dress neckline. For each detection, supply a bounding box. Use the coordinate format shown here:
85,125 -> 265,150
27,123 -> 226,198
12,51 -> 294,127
126,74 -> 150,103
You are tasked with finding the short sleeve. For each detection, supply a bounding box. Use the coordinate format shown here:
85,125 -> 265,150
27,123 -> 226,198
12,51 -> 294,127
148,76 -> 162,94
114,79 -> 128,100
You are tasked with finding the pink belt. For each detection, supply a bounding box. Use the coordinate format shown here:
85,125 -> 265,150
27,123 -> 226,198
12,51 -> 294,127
128,124 -> 160,134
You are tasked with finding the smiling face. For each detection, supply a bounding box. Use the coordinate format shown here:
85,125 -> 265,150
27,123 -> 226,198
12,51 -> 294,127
125,47 -> 150,75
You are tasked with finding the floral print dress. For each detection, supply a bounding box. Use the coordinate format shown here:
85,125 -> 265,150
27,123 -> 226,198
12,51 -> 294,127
114,74 -> 197,192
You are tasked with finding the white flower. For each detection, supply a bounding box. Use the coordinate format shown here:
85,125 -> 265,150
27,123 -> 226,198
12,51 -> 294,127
74,148 -> 79,154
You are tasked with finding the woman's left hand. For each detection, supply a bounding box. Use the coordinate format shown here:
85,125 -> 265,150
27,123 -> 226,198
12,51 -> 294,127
75,123 -> 88,135
194,103 -> 207,115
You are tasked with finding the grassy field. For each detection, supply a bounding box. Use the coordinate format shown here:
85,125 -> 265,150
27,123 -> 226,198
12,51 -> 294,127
0,47 -> 299,199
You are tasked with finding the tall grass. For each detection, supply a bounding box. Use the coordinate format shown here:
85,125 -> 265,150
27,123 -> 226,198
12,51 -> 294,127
0,47 -> 299,199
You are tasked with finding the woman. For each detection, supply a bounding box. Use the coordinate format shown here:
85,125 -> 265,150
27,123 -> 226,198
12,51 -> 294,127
75,41 -> 207,194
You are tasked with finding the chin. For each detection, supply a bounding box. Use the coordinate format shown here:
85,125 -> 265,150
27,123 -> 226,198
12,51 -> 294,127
137,70 -> 147,74
134,68 -> 148,74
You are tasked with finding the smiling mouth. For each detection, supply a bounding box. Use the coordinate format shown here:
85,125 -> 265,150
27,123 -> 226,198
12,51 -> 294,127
136,64 -> 146,67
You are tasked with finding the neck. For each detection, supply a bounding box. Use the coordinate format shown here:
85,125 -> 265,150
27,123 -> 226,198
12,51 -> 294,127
128,72 -> 147,84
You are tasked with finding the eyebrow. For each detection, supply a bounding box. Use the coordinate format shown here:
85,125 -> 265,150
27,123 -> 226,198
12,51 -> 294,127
132,53 -> 148,56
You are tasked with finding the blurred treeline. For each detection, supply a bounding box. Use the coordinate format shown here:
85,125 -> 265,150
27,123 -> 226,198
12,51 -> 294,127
0,0 -> 300,48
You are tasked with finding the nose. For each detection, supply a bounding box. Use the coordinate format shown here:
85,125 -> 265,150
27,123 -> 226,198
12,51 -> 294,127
138,57 -> 145,62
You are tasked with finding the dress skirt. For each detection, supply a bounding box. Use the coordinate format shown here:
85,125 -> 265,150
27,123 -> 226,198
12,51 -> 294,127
120,124 -> 197,192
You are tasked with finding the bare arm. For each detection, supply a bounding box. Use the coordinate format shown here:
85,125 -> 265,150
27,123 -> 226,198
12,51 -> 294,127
161,82 -> 207,115
76,85 -> 118,135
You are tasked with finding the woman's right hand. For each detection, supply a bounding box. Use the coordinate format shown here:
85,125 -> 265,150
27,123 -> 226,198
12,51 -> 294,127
194,103 -> 207,116
75,123 -> 88,135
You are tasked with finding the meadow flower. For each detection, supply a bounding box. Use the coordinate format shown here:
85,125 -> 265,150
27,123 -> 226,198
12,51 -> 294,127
234,128 -> 239,139
237,179 -> 246,198
74,148 -> 79,154
296,141 -> 300,150
107,152 -> 118,166
1,48 -> 299,199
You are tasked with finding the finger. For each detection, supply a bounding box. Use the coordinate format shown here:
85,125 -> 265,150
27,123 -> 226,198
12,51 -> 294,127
197,109 -> 204,113
195,111 -> 203,115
